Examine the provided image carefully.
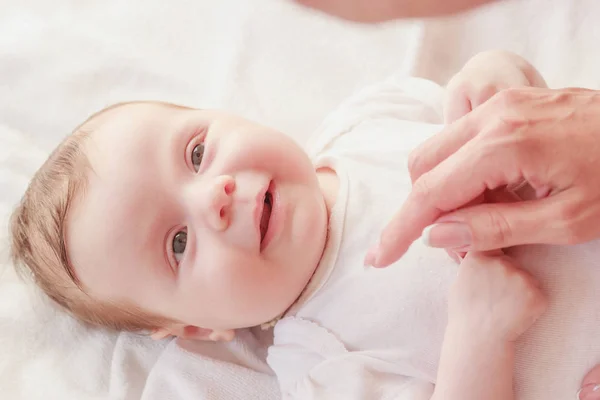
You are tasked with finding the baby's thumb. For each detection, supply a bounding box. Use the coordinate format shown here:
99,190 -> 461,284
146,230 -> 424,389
422,200 -> 558,251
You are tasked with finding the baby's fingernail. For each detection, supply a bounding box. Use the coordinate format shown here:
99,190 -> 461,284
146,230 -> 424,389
364,245 -> 379,267
578,383 -> 600,400
421,223 -> 472,249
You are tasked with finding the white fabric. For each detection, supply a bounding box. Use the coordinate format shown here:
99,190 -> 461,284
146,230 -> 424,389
2,0 -> 600,398
268,76 -> 600,400
139,329 -> 278,400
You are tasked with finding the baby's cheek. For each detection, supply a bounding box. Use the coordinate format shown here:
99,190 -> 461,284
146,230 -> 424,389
208,255 -> 264,295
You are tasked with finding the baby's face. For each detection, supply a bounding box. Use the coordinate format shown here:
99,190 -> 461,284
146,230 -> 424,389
66,103 -> 328,333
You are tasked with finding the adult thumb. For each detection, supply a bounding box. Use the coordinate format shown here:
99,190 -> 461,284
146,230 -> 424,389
422,197 -> 563,251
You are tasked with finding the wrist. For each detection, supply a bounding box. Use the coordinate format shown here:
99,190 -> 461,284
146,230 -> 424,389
434,323 -> 517,400
445,320 -> 516,354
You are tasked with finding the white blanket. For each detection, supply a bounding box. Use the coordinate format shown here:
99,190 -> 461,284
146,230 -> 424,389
1,0 -> 600,398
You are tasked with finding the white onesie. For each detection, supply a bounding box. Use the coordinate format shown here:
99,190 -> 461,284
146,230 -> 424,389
266,77 -> 600,399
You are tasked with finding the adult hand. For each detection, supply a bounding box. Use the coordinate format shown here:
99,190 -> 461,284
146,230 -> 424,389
293,0 -> 498,23
365,87 -> 600,267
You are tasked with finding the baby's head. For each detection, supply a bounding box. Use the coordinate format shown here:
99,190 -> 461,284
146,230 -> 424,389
11,102 -> 329,340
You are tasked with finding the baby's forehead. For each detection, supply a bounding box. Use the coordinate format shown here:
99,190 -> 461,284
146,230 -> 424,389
84,101 -> 188,136
85,102 -> 182,157
89,101 -> 177,127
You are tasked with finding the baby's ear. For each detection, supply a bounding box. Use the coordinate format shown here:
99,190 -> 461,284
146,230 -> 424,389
150,325 -> 235,342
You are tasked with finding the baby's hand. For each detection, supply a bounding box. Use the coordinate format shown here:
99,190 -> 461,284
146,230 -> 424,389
448,251 -> 547,344
444,50 -> 547,123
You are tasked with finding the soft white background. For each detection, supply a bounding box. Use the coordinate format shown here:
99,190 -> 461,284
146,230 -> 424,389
1,0 -> 599,398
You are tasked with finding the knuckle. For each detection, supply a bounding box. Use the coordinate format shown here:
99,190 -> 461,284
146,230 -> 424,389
477,209 -> 514,247
485,114 -> 529,140
481,126 -> 538,180
493,87 -> 526,107
407,149 -> 422,178
412,174 -> 435,201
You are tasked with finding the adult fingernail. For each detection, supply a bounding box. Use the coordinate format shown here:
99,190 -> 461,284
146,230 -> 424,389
421,223 -> 472,249
578,383 -> 600,400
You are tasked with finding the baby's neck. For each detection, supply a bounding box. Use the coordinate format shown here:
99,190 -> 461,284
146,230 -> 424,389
316,167 -> 339,216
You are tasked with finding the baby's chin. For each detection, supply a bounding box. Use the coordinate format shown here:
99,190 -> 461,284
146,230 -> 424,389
245,294 -> 301,331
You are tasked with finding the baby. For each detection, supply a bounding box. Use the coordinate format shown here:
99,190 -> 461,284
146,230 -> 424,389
11,51 -> 587,399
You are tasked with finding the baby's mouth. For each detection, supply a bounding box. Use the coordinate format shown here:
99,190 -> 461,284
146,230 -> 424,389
260,190 -> 273,244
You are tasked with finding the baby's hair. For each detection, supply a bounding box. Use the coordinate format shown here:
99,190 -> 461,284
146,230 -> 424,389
10,101 -> 179,332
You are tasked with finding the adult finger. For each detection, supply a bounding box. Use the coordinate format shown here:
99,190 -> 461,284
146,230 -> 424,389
369,134 -> 523,267
421,194 -> 571,251
443,193 -> 486,264
443,190 -> 518,262
410,86 -> 541,183
409,109 -> 481,183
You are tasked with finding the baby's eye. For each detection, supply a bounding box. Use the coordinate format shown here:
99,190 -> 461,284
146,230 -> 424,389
191,143 -> 205,172
172,231 -> 187,263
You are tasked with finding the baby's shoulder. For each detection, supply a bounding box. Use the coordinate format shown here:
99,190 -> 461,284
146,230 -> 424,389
306,76 -> 444,158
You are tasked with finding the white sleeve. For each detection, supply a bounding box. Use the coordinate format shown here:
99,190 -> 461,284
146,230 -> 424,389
267,317 -> 434,400
305,76 -> 445,157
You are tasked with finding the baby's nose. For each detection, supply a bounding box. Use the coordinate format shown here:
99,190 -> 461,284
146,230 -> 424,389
205,175 -> 235,231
